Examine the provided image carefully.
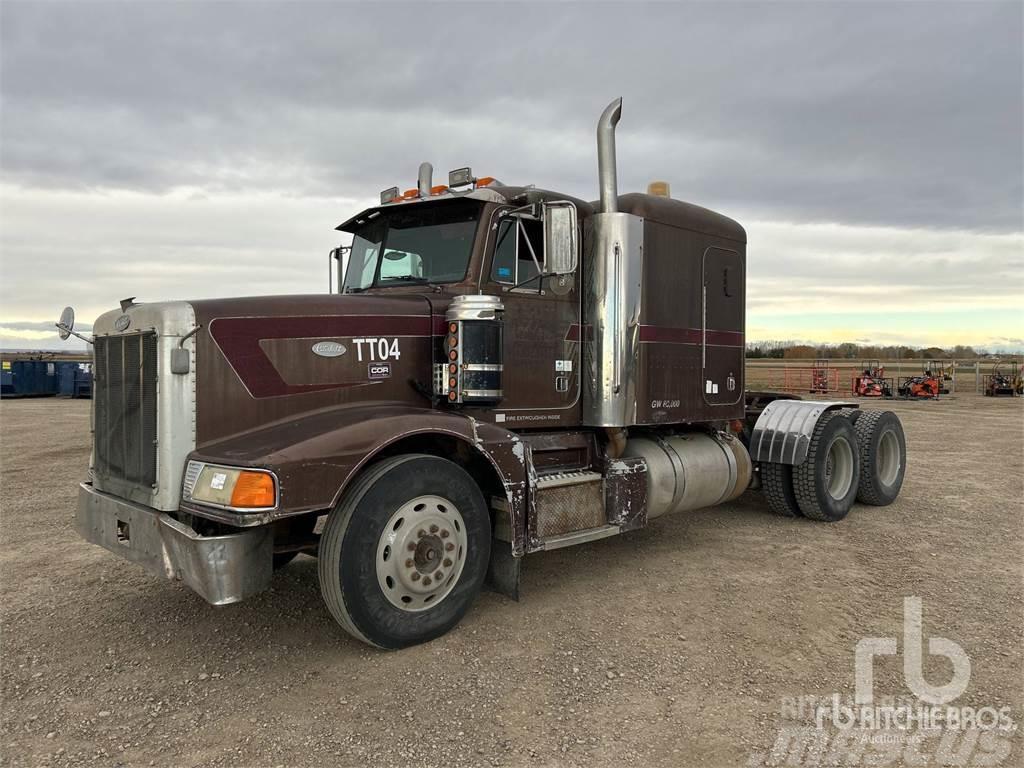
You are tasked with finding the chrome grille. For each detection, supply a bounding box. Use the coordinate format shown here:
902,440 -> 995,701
182,460 -> 202,500
94,332 -> 158,488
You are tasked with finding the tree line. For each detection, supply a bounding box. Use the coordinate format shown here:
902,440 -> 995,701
745,342 -> 993,360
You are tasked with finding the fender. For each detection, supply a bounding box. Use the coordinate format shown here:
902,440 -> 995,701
184,403 -> 534,555
749,399 -> 856,465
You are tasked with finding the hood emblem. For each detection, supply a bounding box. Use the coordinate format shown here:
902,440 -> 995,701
312,340 -> 347,358
114,314 -> 132,332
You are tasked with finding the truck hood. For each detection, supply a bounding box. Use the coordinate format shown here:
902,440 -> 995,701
189,293 -> 442,446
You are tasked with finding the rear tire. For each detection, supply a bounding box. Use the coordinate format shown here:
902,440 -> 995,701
853,410 -> 906,506
760,462 -> 802,517
318,455 -> 490,649
836,407 -> 862,425
793,412 -> 860,522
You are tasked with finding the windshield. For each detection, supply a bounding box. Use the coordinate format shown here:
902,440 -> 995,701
343,201 -> 481,292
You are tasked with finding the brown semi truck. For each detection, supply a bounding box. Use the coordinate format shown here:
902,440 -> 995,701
65,99 -> 907,648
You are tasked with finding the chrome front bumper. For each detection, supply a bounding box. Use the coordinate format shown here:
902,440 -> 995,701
76,482 -> 272,605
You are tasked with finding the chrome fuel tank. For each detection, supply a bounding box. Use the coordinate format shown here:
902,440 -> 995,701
623,431 -> 751,518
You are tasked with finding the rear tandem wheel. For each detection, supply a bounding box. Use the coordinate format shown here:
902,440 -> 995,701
792,412 -> 861,522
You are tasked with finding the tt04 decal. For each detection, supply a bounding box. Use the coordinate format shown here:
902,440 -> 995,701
353,337 -> 401,362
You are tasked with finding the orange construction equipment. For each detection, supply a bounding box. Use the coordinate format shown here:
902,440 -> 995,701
852,359 -> 893,398
983,362 -> 1021,397
810,359 -> 830,394
897,369 -> 940,399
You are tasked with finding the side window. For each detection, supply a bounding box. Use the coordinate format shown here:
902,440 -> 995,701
492,220 -> 517,283
491,217 -> 544,286
351,245 -> 379,286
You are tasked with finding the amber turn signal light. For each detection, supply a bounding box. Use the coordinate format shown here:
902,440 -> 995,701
230,471 -> 276,508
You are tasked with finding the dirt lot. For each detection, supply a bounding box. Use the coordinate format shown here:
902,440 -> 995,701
1,395 -> 1022,767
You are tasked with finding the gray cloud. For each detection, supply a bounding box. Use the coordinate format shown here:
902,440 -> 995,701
2,1 -> 1021,231
1,1 -> 1021,353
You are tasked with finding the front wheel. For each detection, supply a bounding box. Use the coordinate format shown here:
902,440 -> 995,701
318,455 -> 491,649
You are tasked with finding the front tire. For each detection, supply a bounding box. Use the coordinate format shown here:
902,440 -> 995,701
318,455 -> 491,649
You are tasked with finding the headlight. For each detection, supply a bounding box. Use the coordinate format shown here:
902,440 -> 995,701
184,461 -> 277,510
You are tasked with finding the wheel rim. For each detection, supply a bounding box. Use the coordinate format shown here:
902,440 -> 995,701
877,430 -> 901,486
376,494 -> 468,612
825,437 -> 855,500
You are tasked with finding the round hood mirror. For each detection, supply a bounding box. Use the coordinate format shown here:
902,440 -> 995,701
57,306 -> 75,340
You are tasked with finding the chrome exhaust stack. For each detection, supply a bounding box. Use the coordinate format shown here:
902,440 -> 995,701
597,98 -> 622,214
583,97 -> 645,429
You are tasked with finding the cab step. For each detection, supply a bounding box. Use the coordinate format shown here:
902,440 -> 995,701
535,470 -> 605,539
535,470 -> 603,489
540,525 -> 620,550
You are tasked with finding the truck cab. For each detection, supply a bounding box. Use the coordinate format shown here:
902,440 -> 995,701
72,99 -> 907,648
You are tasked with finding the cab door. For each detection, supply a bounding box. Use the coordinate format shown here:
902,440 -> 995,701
485,212 -> 581,426
701,245 -> 745,407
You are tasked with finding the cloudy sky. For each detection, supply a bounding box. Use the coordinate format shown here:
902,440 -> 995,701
1,1 -> 1021,351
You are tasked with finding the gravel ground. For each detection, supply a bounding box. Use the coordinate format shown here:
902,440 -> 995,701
1,394 -> 1022,767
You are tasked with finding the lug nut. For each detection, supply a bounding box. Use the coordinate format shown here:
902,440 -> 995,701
423,577 -> 432,586
417,529 -> 427,538
440,530 -> 450,539
407,543 -> 416,551
443,558 -> 452,567
405,559 -> 414,568
411,572 -> 421,581
429,524 -> 439,533
445,542 -> 455,551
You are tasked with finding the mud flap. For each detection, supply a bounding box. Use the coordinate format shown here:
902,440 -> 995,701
485,539 -> 521,601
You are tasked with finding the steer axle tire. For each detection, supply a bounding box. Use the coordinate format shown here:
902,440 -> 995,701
852,410 -> 906,506
793,412 -> 860,522
318,454 -> 490,649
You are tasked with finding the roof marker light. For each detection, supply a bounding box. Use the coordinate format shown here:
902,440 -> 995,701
430,185 -> 449,196
401,188 -> 419,200
475,176 -> 496,188
448,167 -> 474,187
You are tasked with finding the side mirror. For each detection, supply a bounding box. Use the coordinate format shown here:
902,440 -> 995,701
57,306 -> 75,340
55,305 -> 93,345
543,202 -> 578,276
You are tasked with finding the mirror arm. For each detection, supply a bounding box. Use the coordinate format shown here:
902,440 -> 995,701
520,221 -> 544,284
55,324 -> 93,345
505,273 -> 545,293
500,203 -> 542,220
329,245 -> 351,294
